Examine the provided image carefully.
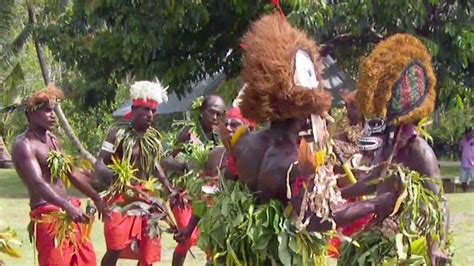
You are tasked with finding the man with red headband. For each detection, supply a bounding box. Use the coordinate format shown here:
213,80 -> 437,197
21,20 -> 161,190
95,80 -> 173,266
173,106 -> 256,262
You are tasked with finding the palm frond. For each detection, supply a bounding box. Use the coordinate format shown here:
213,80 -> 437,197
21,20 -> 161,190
1,63 -> 25,105
0,0 -> 19,45
0,26 -> 32,84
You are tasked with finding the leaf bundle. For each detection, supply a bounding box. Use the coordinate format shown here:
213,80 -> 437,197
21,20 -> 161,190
198,180 -> 328,265
0,227 -> 21,258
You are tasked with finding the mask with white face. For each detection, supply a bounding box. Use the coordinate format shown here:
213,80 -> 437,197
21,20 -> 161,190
293,49 -> 319,89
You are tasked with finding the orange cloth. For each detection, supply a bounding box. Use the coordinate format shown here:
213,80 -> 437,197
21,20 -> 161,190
104,194 -> 161,265
172,204 -> 199,254
29,198 -> 97,266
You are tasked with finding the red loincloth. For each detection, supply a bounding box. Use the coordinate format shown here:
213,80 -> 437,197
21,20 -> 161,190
29,198 -> 97,266
104,193 -> 161,265
172,204 -> 199,254
328,198 -> 373,258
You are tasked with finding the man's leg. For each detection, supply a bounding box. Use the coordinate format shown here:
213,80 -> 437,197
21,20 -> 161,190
101,249 -> 121,266
172,250 -> 187,266
468,167 -> 474,191
460,167 -> 468,192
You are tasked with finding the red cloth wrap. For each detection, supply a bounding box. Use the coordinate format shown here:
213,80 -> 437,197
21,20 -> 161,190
172,204 -> 199,254
104,192 -> 161,264
328,198 -> 373,258
226,154 -> 238,177
29,198 -> 97,266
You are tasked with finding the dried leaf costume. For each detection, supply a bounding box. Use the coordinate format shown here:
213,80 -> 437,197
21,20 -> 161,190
338,34 -> 449,265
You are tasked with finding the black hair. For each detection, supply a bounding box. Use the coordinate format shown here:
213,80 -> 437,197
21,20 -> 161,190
200,95 -> 224,111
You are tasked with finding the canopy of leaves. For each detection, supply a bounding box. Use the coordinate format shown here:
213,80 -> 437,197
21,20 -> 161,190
39,0 -> 472,109
287,0 -> 473,108
40,0 -> 275,106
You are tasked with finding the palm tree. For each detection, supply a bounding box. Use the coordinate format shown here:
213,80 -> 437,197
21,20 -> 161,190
0,1 -> 96,165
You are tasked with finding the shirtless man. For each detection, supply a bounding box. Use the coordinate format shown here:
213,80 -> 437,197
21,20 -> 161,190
173,106 -> 257,246
12,85 -> 107,266
232,14 -> 391,233
162,95 -> 225,266
94,80 -> 173,266
340,34 -> 450,265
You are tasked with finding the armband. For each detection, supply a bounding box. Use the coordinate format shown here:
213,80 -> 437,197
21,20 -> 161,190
101,141 -> 116,153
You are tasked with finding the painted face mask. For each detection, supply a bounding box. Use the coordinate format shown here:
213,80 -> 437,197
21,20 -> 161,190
357,117 -> 387,151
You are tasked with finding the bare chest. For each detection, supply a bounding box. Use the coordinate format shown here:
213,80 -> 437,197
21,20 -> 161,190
34,140 -> 57,174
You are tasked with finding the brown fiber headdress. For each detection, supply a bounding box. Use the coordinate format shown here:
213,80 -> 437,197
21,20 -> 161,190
24,84 -> 64,111
356,34 -> 436,126
239,13 -> 331,124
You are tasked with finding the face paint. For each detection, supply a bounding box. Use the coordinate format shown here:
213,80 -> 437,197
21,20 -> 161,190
357,117 -> 387,151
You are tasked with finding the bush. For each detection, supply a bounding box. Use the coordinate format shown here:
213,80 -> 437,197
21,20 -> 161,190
429,106 -> 473,160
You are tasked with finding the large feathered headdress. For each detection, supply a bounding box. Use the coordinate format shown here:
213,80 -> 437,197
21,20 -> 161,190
238,13 -> 332,124
356,34 -> 436,125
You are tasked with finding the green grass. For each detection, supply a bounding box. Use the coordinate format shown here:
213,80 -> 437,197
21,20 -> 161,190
441,165 -> 461,177
1,168 -> 473,265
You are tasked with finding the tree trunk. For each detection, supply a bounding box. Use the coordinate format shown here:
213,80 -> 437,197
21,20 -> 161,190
0,136 -> 13,168
27,5 -> 96,164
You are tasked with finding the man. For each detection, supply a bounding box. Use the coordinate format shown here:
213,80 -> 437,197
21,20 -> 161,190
333,89 -> 365,187
174,105 -> 257,238
12,85 -> 107,266
178,95 -> 225,146
191,14 -> 393,264
94,80 -> 173,266
339,34 -> 450,265
234,13 -> 388,230
205,106 -> 257,178
459,127 -> 474,192
161,95 -> 225,266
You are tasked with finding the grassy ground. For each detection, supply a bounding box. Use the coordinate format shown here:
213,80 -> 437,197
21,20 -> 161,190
1,167 -> 473,265
441,165 -> 461,177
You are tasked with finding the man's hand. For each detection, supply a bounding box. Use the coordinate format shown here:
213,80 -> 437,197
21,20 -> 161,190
429,247 -> 451,266
94,199 -> 111,221
181,161 -> 191,172
65,205 -> 89,223
374,192 -> 397,223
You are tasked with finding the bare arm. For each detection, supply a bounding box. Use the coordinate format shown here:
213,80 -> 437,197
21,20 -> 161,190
286,161 -> 386,232
93,130 -> 117,190
405,138 -> 450,264
68,169 -> 101,202
155,161 -> 173,194
68,168 -> 110,219
161,155 -> 188,174
340,165 -> 382,199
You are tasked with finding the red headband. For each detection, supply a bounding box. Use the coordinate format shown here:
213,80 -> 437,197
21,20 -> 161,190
123,99 -> 159,121
132,99 -> 158,109
226,107 -> 256,128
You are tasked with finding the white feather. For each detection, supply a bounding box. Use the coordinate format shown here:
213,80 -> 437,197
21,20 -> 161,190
130,79 -> 168,104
